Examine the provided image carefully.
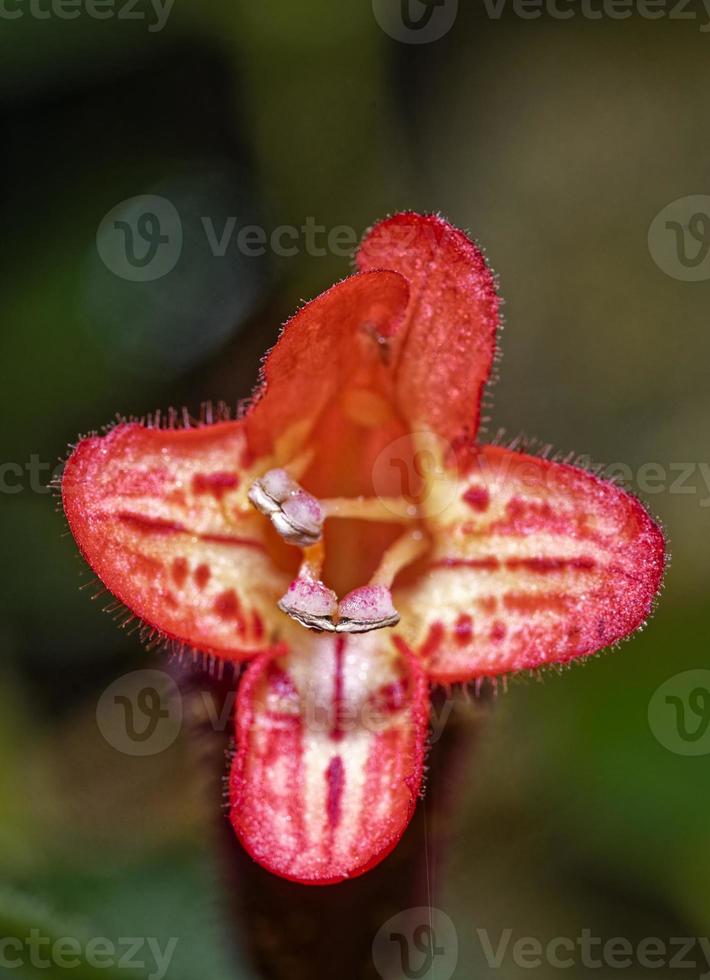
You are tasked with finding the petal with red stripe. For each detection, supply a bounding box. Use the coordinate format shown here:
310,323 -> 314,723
394,445 -> 666,682
229,630 -> 429,884
62,422 -> 288,660
356,212 -> 500,447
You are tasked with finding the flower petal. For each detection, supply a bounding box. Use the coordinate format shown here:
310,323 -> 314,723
356,212 -> 500,447
229,630 -> 429,884
393,445 -> 666,682
246,270 -> 410,461
62,422 -> 288,659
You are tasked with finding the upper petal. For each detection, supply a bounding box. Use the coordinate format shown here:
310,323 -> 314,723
393,445 -> 666,682
356,212 -> 500,447
245,270 -> 410,461
229,629 -> 428,884
62,421 -> 288,660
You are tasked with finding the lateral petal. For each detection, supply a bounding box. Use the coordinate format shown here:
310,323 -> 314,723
62,422 -> 288,660
393,445 -> 666,682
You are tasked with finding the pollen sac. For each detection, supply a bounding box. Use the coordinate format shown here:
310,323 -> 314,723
336,585 -> 400,634
278,577 -> 338,632
248,469 -> 324,546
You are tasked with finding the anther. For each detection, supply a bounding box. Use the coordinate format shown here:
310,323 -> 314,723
336,585 -> 400,633
248,468 -> 324,546
332,531 -> 428,634
278,577 -> 338,633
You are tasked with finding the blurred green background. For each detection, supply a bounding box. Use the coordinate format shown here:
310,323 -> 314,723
1,1 -> 709,977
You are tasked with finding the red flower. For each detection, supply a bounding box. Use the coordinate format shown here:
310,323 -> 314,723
62,212 -> 665,884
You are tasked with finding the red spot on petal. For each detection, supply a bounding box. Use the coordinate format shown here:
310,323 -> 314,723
375,678 -> 408,713
491,621 -> 506,642
191,471 -> 240,500
194,563 -> 211,589
267,663 -> 298,700
454,613 -> 473,645
214,589 -> 239,619
478,596 -> 497,614
172,557 -> 188,587
325,755 -> 344,829
165,591 -> 178,608
463,484 -> 490,512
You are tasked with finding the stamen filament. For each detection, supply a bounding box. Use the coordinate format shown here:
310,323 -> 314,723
321,497 -> 418,523
298,540 -> 326,581
370,529 -> 429,588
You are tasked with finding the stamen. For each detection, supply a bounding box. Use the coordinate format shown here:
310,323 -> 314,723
335,531 -> 428,634
369,529 -> 429,588
249,471 -> 430,635
248,469 -> 324,546
321,496 -> 418,522
336,585 -> 399,633
278,577 -> 338,632
273,491 -> 323,546
277,542 -> 338,632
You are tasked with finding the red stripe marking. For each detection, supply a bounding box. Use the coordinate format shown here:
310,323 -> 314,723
505,556 -> 596,573
118,511 -> 265,552
331,636 -> 346,742
431,557 -> 500,571
192,471 -> 240,500
325,756 -> 344,829
118,511 -> 185,534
